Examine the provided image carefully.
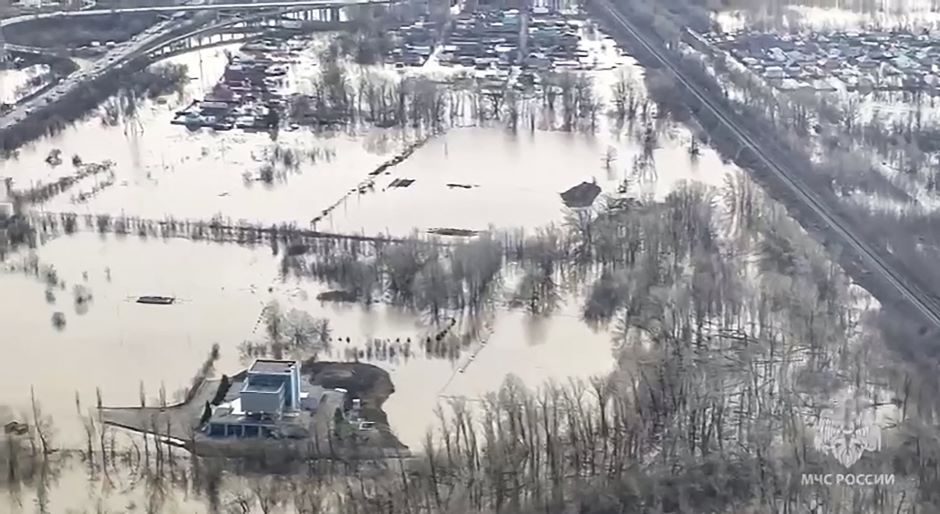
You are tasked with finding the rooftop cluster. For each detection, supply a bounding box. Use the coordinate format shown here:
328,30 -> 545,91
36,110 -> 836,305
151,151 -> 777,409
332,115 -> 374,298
708,29 -> 940,93
170,40 -> 296,130
439,8 -> 592,71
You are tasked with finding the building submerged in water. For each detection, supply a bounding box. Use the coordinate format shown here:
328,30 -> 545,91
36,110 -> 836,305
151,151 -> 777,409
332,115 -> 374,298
204,359 -> 342,439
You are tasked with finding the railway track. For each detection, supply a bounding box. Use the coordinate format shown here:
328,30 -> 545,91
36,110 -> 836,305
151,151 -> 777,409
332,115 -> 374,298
594,0 -> 940,329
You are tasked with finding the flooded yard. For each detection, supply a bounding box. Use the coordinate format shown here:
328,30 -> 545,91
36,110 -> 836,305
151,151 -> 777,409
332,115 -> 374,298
2,36 -> 728,236
324,126 -> 727,235
0,228 -> 617,448
0,234 -> 274,444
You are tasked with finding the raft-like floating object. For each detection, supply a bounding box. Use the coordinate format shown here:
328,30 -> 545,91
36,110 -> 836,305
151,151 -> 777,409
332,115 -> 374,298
137,296 -> 176,305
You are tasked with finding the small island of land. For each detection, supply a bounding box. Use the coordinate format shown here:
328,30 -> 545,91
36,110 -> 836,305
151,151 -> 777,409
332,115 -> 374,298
99,359 -> 409,462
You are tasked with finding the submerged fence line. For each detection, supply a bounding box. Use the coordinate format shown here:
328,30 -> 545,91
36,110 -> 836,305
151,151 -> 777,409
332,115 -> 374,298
11,161 -> 116,204
27,211 -> 448,248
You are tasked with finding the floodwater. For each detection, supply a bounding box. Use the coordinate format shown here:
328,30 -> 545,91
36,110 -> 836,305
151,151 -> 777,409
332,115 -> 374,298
0,45 -> 406,229
1,30 -> 727,236
325,125 -> 727,235
0,231 -> 618,512
270,280 -> 617,447
0,24 -> 747,513
0,234 -> 274,442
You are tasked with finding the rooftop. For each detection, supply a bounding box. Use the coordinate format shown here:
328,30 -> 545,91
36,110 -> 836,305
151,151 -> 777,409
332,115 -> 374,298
242,381 -> 285,394
248,359 -> 299,375
561,181 -> 601,208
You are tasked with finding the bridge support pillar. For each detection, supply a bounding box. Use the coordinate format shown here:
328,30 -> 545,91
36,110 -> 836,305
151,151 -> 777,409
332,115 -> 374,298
329,7 -> 341,22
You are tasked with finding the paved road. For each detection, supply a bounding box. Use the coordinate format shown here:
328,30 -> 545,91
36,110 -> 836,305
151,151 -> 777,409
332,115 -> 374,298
595,0 -> 940,329
0,17 -> 182,130
0,0 -> 388,28
0,0 -> 387,134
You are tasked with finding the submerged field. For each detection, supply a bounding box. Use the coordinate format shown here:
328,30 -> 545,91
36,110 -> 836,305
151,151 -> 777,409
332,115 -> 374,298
0,11 -> 927,513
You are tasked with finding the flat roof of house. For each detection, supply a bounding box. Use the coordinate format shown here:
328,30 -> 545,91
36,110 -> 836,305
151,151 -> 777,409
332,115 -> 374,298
242,381 -> 284,394
249,359 -> 298,374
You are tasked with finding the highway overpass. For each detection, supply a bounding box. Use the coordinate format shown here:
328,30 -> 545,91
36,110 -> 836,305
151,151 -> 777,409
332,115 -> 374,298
0,0 -> 391,28
0,0 -> 389,139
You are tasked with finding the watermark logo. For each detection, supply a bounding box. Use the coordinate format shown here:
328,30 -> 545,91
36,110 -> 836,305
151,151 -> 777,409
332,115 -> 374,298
801,473 -> 895,486
813,415 -> 882,468
801,395 -> 895,487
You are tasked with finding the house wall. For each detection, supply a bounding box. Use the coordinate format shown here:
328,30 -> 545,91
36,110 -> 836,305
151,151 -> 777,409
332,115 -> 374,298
240,387 -> 284,415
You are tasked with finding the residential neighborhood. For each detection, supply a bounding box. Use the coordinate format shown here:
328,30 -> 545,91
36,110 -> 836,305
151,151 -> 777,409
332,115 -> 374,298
706,28 -> 940,93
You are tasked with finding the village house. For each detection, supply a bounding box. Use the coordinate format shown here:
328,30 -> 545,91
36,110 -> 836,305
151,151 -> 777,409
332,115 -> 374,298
710,27 -> 940,94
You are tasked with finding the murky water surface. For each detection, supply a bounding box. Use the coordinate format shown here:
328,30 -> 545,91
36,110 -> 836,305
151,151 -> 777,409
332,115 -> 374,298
0,25 -> 745,512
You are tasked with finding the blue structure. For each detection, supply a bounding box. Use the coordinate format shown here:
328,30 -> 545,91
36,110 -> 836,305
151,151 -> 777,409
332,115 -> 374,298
240,359 -> 302,416
203,359 -> 305,438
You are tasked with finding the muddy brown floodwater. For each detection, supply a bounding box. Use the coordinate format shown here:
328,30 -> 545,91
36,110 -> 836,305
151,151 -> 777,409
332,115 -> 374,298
0,28 -> 755,512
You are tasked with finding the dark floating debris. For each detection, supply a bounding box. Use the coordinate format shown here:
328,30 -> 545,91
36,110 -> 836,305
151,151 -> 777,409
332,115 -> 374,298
3,421 -> 28,436
427,228 -> 479,237
137,296 -> 176,305
446,183 -> 478,189
388,178 -> 415,188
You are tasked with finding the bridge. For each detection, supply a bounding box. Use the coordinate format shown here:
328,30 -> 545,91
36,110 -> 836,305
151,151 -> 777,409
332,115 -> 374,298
5,43 -> 67,57
0,0 -> 391,28
5,13 -> 341,60
0,0 -> 388,134
145,14 -> 351,59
